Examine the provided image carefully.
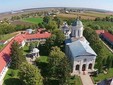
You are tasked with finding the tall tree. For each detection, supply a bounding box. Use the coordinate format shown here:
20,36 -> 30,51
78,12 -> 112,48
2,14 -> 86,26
57,57 -> 71,85
53,30 -> 65,47
19,62 -> 43,85
48,47 -> 71,85
46,20 -> 58,31
48,46 -> 65,78
54,17 -> 63,28
45,30 -> 65,54
10,41 -> 26,69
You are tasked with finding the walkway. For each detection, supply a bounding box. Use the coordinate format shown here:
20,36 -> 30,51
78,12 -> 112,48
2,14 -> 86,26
80,73 -> 94,85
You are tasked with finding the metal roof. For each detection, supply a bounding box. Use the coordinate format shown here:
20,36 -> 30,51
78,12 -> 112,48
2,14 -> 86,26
68,40 -> 97,58
72,19 -> 83,27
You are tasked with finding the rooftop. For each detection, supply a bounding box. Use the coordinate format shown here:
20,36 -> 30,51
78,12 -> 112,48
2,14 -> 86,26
68,40 -> 97,58
0,29 -> 51,73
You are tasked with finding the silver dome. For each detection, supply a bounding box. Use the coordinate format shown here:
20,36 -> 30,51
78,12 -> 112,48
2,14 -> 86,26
72,19 -> 83,27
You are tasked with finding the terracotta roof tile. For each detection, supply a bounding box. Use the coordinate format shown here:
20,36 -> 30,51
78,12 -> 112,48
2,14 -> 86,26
0,30 -> 51,73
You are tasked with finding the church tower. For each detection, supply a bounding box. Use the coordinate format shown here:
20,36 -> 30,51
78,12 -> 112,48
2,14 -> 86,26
71,18 -> 84,39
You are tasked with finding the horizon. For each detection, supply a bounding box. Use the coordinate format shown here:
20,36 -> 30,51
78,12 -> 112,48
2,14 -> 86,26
1,7 -> 112,13
0,0 -> 113,13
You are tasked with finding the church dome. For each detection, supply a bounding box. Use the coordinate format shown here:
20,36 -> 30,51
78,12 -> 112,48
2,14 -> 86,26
62,22 -> 69,28
72,18 -> 83,27
32,48 -> 39,53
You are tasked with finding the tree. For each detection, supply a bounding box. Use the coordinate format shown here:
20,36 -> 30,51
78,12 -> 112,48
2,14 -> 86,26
45,30 -> 65,54
48,47 -> 71,85
46,20 -> 58,31
95,17 -> 101,21
19,62 -> 43,85
106,55 -> 113,69
48,46 -> 65,77
54,17 -> 63,28
53,30 -> 65,47
10,41 -> 26,69
0,22 -> 15,34
45,34 -> 56,54
57,57 -> 71,85
38,23 -> 45,28
43,16 -> 51,24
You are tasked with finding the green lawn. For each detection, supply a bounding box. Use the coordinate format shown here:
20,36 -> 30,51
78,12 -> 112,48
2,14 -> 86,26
37,56 -> 48,63
0,33 -> 17,41
93,68 -> 113,83
3,68 -> 22,85
22,17 -> 43,24
23,45 -> 29,55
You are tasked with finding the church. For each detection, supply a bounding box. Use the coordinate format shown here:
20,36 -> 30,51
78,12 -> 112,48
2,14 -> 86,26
62,18 -> 97,75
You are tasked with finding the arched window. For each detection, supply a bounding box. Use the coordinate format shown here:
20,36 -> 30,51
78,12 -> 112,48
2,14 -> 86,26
88,63 -> 92,69
75,65 -> 80,70
82,64 -> 86,71
78,30 -> 80,37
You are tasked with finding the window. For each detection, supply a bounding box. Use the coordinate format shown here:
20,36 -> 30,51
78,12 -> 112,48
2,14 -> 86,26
78,30 -> 80,37
76,65 -> 80,70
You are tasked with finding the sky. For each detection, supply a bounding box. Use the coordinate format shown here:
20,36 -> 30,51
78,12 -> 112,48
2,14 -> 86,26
0,0 -> 113,13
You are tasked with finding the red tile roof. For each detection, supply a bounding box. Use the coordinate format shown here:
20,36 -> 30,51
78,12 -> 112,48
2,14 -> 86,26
102,31 -> 113,42
96,30 -> 105,35
25,32 -> 51,40
0,31 -> 51,73
0,39 -> 13,73
96,30 -> 113,42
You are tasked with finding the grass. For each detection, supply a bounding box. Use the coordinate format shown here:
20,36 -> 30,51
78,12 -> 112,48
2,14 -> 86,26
0,32 -> 17,41
37,56 -> 48,63
23,45 -> 29,55
3,68 -> 22,85
0,32 -> 18,50
0,44 -> 6,50
69,76 -> 82,85
93,68 -> 113,83
22,17 -> 43,24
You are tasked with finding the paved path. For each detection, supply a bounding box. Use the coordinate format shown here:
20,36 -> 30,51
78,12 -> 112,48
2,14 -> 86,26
80,74 -> 94,85
0,80 -> 3,85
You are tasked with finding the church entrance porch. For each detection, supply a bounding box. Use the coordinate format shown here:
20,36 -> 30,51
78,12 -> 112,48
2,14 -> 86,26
82,64 -> 86,71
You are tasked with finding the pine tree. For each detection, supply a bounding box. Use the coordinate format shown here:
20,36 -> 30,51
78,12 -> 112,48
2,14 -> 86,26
10,41 -> 26,69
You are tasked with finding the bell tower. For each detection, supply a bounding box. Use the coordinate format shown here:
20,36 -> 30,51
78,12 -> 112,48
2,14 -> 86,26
71,18 -> 84,39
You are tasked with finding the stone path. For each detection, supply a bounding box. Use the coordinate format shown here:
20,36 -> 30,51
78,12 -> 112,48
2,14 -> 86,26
80,74 -> 94,85
0,80 -> 3,85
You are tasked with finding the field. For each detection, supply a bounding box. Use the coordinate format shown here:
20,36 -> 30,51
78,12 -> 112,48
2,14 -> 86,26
21,17 -> 43,24
0,32 -> 18,41
11,20 -> 34,26
93,68 -> 113,83
57,11 -> 111,20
